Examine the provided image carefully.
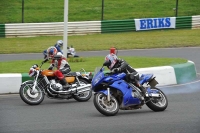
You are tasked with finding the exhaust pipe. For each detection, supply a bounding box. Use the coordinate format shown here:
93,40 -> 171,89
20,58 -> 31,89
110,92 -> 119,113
150,93 -> 161,98
76,84 -> 91,93
49,84 -> 91,94
77,86 -> 91,94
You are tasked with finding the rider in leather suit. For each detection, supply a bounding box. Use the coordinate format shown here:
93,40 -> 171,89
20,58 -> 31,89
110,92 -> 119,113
105,53 -> 148,97
43,40 -> 64,59
42,46 -> 71,90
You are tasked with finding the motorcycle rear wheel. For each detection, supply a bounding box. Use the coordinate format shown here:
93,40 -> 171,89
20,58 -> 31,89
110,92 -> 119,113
93,92 -> 119,116
19,81 -> 44,105
72,79 -> 92,102
146,87 -> 168,111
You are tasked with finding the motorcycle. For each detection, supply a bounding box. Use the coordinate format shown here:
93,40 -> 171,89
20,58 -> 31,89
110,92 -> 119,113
91,61 -> 168,116
19,63 -> 92,105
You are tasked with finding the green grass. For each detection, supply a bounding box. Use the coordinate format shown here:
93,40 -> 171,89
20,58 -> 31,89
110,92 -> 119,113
0,56 -> 187,73
0,0 -> 199,23
0,28 -> 198,73
0,29 -> 200,54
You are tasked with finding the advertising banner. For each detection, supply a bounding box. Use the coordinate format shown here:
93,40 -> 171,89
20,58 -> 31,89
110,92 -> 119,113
135,17 -> 176,31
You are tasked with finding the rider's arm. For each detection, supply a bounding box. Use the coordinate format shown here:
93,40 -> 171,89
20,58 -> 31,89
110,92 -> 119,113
118,59 -> 128,72
42,58 -> 49,63
55,46 -> 63,54
111,59 -> 128,73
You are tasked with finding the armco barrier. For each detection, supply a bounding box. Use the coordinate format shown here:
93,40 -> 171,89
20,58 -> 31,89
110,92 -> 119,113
0,61 -> 197,94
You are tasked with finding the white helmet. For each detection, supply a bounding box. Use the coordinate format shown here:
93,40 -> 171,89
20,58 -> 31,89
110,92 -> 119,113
105,53 -> 118,70
56,40 -> 63,47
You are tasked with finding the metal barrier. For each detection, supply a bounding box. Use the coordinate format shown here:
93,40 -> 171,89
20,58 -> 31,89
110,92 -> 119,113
0,15 -> 199,38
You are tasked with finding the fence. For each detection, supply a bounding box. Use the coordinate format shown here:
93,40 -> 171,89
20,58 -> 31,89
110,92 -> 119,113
3,21 -> 101,37
0,0 -> 199,23
0,15 -> 199,38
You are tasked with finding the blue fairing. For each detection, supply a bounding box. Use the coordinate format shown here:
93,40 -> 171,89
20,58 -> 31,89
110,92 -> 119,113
91,68 -> 105,87
146,87 -> 159,94
109,80 -> 141,106
139,74 -> 153,85
92,68 -> 141,107
96,81 -> 141,106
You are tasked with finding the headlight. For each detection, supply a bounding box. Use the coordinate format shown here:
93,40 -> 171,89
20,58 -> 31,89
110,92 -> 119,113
29,68 -> 36,77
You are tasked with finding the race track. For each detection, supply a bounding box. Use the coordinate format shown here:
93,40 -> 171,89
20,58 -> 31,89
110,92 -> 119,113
0,47 -> 200,133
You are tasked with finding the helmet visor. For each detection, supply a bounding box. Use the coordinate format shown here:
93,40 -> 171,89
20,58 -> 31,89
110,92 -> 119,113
105,54 -> 117,69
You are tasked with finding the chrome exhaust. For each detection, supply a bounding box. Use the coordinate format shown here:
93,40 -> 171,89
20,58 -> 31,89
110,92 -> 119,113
76,86 -> 91,94
49,84 -> 91,94
150,93 -> 161,98
76,84 -> 91,93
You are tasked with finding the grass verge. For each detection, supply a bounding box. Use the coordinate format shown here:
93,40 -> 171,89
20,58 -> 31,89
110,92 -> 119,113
0,29 -> 200,54
0,56 -> 187,73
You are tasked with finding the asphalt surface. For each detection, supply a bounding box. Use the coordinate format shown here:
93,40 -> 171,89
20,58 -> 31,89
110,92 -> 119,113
0,47 -> 200,133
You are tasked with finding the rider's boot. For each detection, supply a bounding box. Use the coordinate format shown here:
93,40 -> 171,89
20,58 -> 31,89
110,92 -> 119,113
139,85 -> 148,98
133,79 -> 148,98
60,78 -> 71,90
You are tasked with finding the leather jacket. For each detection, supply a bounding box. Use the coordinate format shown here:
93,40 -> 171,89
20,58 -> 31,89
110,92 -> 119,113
112,59 -> 137,74
112,59 -> 139,82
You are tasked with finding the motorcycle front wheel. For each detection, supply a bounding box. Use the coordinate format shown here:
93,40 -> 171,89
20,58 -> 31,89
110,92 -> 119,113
93,92 -> 119,116
146,87 -> 168,111
19,81 -> 44,105
72,79 -> 92,102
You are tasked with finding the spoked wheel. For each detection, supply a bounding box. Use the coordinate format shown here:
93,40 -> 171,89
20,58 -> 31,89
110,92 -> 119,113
73,79 -> 92,102
93,92 -> 119,116
146,87 -> 168,111
19,81 -> 44,105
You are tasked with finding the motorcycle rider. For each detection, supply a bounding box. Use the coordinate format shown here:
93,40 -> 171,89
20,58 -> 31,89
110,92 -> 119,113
105,53 -> 148,98
43,40 -> 64,59
43,46 -> 71,91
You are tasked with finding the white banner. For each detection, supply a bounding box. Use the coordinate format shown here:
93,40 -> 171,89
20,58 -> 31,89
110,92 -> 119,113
135,17 -> 176,31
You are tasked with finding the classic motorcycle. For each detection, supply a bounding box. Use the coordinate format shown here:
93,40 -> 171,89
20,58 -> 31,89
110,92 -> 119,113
19,63 -> 92,105
92,61 -> 168,116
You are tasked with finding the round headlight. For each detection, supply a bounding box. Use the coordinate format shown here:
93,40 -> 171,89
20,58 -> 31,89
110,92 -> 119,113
29,68 -> 36,77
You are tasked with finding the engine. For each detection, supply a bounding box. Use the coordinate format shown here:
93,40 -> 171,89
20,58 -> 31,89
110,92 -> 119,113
128,83 -> 143,99
132,90 -> 141,99
50,79 -> 63,91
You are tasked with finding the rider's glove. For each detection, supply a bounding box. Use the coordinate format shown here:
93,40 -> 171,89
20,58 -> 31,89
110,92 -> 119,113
48,66 -> 53,70
48,64 -> 54,70
32,64 -> 38,69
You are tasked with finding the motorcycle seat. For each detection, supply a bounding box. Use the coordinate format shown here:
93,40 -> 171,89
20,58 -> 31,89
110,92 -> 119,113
64,72 -> 77,77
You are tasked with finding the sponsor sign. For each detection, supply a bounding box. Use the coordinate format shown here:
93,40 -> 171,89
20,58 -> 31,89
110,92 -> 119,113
135,17 -> 176,31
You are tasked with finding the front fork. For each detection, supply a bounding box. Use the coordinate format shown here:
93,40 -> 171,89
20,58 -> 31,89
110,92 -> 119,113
97,87 -> 111,102
107,87 -> 111,102
31,71 -> 39,93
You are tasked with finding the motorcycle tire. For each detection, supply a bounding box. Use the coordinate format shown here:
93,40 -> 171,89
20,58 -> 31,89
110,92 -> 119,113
19,80 -> 45,105
93,92 -> 119,116
146,87 -> 168,111
72,79 -> 92,102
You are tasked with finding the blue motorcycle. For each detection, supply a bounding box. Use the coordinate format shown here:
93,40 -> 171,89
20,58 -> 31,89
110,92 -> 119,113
92,61 -> 168,116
